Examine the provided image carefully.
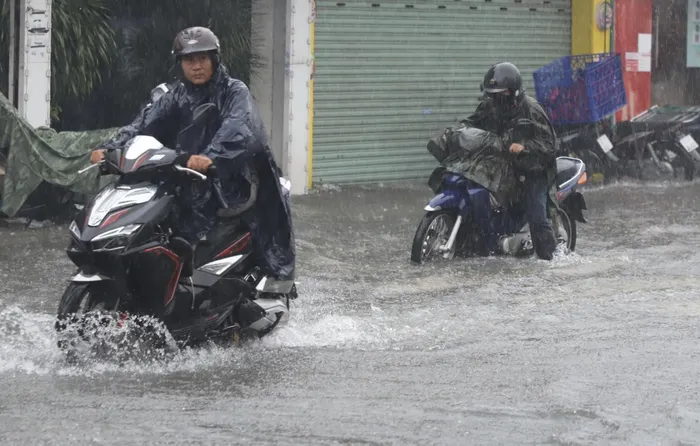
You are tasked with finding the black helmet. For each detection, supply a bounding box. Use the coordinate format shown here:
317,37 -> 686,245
172,26 -> 220,58
481,62 -> 524,114
482,62 -> 523,97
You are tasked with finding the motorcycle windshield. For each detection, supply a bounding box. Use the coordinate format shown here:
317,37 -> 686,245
120,136 -> 165,173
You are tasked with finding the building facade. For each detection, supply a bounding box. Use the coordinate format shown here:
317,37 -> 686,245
16,0 -> 653,195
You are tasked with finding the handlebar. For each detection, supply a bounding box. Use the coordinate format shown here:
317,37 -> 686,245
174,164 -> 207,180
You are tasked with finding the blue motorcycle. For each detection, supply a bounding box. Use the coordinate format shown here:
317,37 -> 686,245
411,128 -> 588,264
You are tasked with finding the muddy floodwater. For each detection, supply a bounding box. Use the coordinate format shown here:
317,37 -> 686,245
1,180 -> 700,445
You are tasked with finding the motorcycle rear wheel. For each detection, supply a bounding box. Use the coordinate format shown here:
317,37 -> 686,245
554,208 -> 577,253
411,211 -> 457,264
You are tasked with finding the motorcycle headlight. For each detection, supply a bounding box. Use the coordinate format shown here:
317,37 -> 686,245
88,186 -> 157,227
90,224 -> 142,252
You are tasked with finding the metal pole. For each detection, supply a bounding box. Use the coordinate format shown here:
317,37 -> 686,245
17,0 -> 26,118
8,0 -> 16,105
610,0 -> 616,126
654,2 -> 659,69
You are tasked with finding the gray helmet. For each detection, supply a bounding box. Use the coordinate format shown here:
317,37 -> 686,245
172,26 -> 220,58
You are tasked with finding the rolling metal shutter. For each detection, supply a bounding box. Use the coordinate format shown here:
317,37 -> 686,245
312,0 -> 571,184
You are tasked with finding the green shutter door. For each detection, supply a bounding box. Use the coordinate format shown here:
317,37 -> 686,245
312,0 -> 571,185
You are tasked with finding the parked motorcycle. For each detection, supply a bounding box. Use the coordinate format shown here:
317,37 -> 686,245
411,125 -> 588,264
55,103 -> 297,360
556,121 -> 619,185
609,107 -> 700,181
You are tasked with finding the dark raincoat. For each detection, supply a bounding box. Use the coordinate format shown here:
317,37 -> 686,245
427,94 -> 559,208
100,64 -> 295,280
460,94 -> 558,183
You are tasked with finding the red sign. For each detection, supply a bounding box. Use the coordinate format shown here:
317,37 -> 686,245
614,0 -> 652,121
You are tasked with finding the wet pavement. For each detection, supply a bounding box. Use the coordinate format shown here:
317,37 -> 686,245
1,179 -> 700,445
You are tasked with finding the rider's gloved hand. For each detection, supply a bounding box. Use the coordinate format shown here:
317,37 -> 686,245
90,149 -> 105,164
187,154 -> 213,173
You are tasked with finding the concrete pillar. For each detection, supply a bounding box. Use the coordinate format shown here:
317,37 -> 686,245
250,0 -> 289,179
17,0 -> 52,127
283,0 -> 314,194
250,0 -> 274,146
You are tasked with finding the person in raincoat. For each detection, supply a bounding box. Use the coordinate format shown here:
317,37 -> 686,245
90,26 -> 295,280
460,62 -> 559,260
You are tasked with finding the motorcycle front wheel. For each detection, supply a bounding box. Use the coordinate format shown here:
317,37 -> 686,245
55,282 -> 172,362
410,211 -> 457,264
56,282 -> 119,328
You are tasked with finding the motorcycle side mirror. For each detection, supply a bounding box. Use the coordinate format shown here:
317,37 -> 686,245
192,103 -> 217,127
104,148 -> 118,163
102,148 -> 123,174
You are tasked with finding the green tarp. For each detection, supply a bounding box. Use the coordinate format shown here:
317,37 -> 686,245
0,92 -> 119,217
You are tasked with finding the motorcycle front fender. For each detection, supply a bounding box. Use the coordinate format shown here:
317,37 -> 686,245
424,190 -> 469,215
70,270 -> 113,282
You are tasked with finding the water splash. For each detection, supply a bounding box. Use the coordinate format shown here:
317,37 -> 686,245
0,296 -> 431,377
0,306 -> 59,375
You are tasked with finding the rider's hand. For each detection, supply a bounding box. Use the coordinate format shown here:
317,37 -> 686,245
187,154 -> 213,173
90,149 -> 105,164
509,143 -> 525,154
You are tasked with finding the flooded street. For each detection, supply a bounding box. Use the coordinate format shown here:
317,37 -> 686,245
1,180 -> 700,445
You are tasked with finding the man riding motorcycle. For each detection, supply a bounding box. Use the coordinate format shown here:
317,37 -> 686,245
460,62 -> 558,260
90,26 -> 295,280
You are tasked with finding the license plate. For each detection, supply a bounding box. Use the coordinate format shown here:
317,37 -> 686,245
679,134 -> 699,153
597,134 -> 614,153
